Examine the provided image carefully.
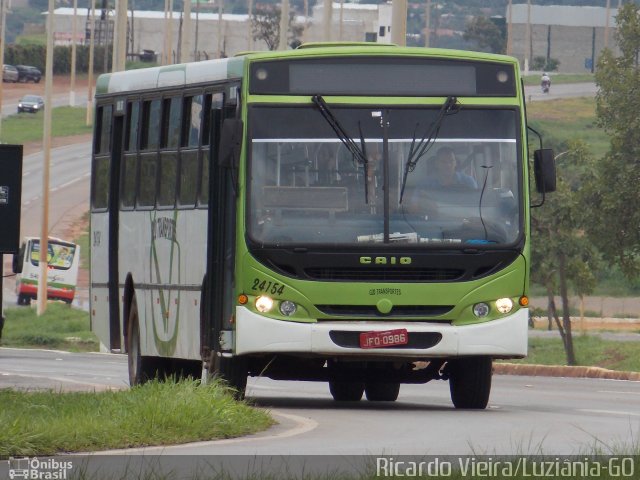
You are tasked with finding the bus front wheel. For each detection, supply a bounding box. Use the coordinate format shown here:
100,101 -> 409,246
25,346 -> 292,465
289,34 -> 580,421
447,356 -> 492,409
329,380 -> 365,401
127,296 -> 161,386
365,382 -> 400,402
209,352 -> 248,399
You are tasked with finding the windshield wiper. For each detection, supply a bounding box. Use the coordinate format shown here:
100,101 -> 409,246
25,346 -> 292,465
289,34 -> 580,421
312,95 -> 370,203
399,96 -> 459,204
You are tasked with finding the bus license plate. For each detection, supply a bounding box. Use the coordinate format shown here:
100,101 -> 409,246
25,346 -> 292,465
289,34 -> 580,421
359,329 -> 408,349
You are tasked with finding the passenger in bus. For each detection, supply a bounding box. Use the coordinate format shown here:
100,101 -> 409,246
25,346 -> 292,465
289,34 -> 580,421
427,146 -> 477,189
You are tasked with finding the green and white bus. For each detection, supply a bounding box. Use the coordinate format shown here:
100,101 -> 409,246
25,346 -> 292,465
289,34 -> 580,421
90,43 -> 555,409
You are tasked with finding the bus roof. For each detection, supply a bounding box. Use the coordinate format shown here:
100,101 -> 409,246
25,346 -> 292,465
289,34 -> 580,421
95,44 -> 520,97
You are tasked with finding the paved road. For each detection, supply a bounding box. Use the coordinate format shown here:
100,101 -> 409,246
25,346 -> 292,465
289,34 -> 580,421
524,82 -> 597,102
1,347 -> 639,462
1,142 -> 91,310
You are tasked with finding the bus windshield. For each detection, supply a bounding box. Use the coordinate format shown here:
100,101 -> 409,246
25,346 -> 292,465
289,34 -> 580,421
29,240 -> 77,270
248,105 -> 521,248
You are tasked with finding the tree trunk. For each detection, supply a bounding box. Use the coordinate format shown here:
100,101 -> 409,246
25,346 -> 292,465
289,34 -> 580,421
546,287 -> 554,331
558,253 -> 577,365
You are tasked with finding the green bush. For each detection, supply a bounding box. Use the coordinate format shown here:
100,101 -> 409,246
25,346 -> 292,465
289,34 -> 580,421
531,55 -> 560,72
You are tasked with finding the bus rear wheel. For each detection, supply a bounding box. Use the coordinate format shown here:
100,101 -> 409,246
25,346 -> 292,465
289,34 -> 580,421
127,296 -> 161,386
448,356 -> 492,409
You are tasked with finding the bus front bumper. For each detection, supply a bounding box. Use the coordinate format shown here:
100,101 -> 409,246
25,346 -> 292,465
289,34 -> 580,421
234,306 -> 528,358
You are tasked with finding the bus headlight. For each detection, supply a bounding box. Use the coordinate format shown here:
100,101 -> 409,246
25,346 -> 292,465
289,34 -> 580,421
255,296 -> 274,313
279,300 -> 297,316
495,298 -> 514,314
473,302 -> 490,317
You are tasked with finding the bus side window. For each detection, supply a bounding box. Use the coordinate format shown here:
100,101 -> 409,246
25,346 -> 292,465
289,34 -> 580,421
94,104 -> 112,155
91,105 -> 113,211
121,100 -> 140,209
178,94 -> 203,208
199,92 -> 222,206
157,97 -> 181,208
138,153 -> 158,207
138,99 -> 161,208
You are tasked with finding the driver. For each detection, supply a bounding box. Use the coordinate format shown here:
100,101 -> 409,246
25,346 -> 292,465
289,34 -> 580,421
427,146 -> 477,189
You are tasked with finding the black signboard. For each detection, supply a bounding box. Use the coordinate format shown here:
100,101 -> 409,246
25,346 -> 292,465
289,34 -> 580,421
0,144 -> 23,253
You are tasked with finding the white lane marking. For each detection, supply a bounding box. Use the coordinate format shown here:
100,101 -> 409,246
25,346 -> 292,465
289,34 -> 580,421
579,409 -> 640,417
597,390 -> 640,395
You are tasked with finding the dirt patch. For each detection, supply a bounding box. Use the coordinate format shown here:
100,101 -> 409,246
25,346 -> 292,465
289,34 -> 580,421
1,74 -> 90,103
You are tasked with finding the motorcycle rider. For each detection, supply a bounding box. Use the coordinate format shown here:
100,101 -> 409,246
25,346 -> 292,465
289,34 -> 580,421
541,72 -> 551,93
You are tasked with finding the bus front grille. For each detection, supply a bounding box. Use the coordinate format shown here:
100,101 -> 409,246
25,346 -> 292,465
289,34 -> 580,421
316,305 -> 454,317
304,267 -> 464,282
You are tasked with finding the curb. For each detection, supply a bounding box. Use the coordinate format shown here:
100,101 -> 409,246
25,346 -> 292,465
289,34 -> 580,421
495,363 -> 640,381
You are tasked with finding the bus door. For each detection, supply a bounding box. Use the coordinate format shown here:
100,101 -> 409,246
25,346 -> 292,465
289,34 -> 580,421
91,101 -> 125,351
203,88 -> 239,360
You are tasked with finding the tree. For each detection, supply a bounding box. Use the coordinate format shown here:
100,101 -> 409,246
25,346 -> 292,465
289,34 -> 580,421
589,3 -> 640,278
463,16 -> 506,54
251,3 -> 303,51
530,140 -> 601,366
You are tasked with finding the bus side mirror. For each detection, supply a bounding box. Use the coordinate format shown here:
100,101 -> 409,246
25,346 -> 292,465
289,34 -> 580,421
218,119 -> 243,168
12,245 -> 24,274
534,148 -> 556,194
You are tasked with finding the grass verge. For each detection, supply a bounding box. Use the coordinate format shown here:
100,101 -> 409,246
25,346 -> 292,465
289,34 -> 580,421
505,334 -> 640,372
0,106 -> 92,144
526,96 -> 610,159
0,379 -> 274,457
0,303 -> 98,352
522,73 -> 595,85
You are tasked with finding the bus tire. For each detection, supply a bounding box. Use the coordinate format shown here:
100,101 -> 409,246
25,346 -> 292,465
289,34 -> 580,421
365,382 -> 400,402
17,294 -> 29,306
211,353 -> 248,399
448,356 -> 492,409
127,296 -> 161,386
329,380 -> 365,401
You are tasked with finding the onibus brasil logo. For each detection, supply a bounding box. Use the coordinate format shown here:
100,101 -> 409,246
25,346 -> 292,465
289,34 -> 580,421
7,457 -> 73,479
149,211 -> 181,357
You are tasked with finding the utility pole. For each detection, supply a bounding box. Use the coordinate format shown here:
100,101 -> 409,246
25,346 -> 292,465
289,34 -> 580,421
339,0 -> 344,41
247,0 -> 253,51
181,0 -> 192,62
525,0 -> 531,73
0,0 -> 7,139
217,0 -> 224,58
115,0 -> 128,71
87,0 -> 96,126
424,0 -> 431,47
507,0 -> 513,56
391,0 -> 407,46
38,0 -> 56,315
278,0 -> 289,50
323,0 -> 332,42
194,0 -> 200,60
605,0 -> 611,49
70,0 -> 78,105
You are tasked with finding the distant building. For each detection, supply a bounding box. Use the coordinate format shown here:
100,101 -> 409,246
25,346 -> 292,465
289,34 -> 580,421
50,2 -> 397,63
508,4 -> 620,73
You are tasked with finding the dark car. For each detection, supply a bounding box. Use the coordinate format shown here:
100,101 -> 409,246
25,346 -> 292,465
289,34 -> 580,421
15,65 -> 42,83
3,64 -> 18,82
17,95 -> 44,113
